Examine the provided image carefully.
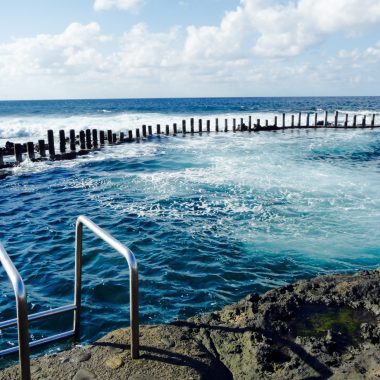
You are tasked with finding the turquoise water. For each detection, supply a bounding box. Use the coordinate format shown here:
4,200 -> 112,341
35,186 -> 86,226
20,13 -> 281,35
1,97 -> 380,368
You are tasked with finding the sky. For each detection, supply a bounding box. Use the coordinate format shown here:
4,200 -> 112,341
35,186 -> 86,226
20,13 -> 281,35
0,0 -> 380,100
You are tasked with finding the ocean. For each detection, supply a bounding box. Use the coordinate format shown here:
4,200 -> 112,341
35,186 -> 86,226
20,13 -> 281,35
1,96 -> 380,367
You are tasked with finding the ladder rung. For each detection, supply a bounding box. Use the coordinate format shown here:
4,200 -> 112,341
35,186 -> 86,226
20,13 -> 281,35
0,304 -> 76,330
0,330 -> 75,356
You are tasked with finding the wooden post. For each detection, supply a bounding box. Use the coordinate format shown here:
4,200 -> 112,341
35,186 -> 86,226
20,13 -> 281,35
38,140 -> 46,157
173,123 -> 177,135
362,116 -> 366,127
79,131 -> 86,150
148,125 -> 152,136
142,125 -> 147,137
224,119 -> 228,132
344,114 -> 348,128
136,129 -> 140,139
334,111 -> 338,128
14,143 -> 23,163
371,114 -> 375,127
257,119 -> 261,128
0,150 -> 3,167
233,118 -> 236,132
120,132 -> 125,141
166,125 -> 170,135
107,130 -> 113,144
249,116 -> 252,131
298,112 -> 301,127
274,116 -> 278,127
314,113 -> 318,127
190,118 -> 194,134
240,118 -> 244,131
112,133 -> 117,143
59,130 -> 66,153
353,115 -> 357,127
128,131 -> 133,140
70,130 -> 76,151
291,115 -> 294,128
47,130 -> 55,158
206,120 -> 210,133
306,114 -> 310,128
265,120 -> 268,128
100,130 -> 105,145
156,124 -> 161,135
324,111 -> 328,126
198,119 -> 202,134
215,118 -> 219,132
92,129 -> 98,147
283,113 -> 286,128
27,142 -> 35,160
85,129 -> 92,149
182,120 -> 186,134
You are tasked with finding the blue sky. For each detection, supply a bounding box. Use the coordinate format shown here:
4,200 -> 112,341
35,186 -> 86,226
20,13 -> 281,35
0,0 -> 380,100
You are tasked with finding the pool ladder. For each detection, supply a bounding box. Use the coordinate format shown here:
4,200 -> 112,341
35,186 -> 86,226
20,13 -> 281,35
0,215 -> 139,380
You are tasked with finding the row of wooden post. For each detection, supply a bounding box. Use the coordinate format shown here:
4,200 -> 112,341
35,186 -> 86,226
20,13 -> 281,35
0,111 -> 378,167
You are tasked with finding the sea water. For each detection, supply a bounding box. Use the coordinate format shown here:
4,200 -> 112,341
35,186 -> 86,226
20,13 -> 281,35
0,97 -> 380,367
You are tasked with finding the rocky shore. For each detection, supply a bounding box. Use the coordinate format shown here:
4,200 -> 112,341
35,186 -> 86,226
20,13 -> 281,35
2,268 -> 380,379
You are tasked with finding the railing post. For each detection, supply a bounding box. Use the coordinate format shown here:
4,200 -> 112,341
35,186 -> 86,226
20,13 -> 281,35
0,243 -> 31,380
73,222 -> 83,342
130,266 -> 139,359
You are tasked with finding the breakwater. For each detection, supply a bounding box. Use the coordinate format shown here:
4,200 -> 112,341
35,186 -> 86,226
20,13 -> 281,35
0,111 -> 378,170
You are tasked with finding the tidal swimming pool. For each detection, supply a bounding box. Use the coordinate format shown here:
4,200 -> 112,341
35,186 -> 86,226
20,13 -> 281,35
1,129 -> 380,366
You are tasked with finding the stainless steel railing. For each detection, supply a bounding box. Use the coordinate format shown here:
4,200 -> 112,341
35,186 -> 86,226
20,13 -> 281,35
0,216 -> 139,380
0,242 -> 31,380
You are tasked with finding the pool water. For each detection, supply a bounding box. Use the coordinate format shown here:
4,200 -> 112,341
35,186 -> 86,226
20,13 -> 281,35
1,127 -> 380,367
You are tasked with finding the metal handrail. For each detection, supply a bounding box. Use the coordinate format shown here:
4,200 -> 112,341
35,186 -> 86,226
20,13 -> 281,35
0,216 -> 139,379
74,215 -> 139,359
0,242 -> 31,380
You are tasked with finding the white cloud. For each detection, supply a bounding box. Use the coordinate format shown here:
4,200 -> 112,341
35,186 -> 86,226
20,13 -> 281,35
184,6 -> 248,60
94,0 -> 143,12
117,23 -> 181,69
339,41 -> 380,63
182,0 -> 380,59
1,1 -> 380,99
0,22 -> 110,78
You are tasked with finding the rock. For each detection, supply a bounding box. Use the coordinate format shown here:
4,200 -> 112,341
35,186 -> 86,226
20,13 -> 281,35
3,268 -> 380,380
30,365 -> 41,374
72,368 -> 97,380
105,356 -> 123,369
72,351 -> 91,364
161,337 -> 175,348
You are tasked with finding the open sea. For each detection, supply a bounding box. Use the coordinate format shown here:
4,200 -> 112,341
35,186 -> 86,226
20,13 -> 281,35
1,96 -> 380,368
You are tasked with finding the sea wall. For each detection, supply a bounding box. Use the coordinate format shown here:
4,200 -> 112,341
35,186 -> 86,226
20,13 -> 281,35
1,268 -> 380,379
